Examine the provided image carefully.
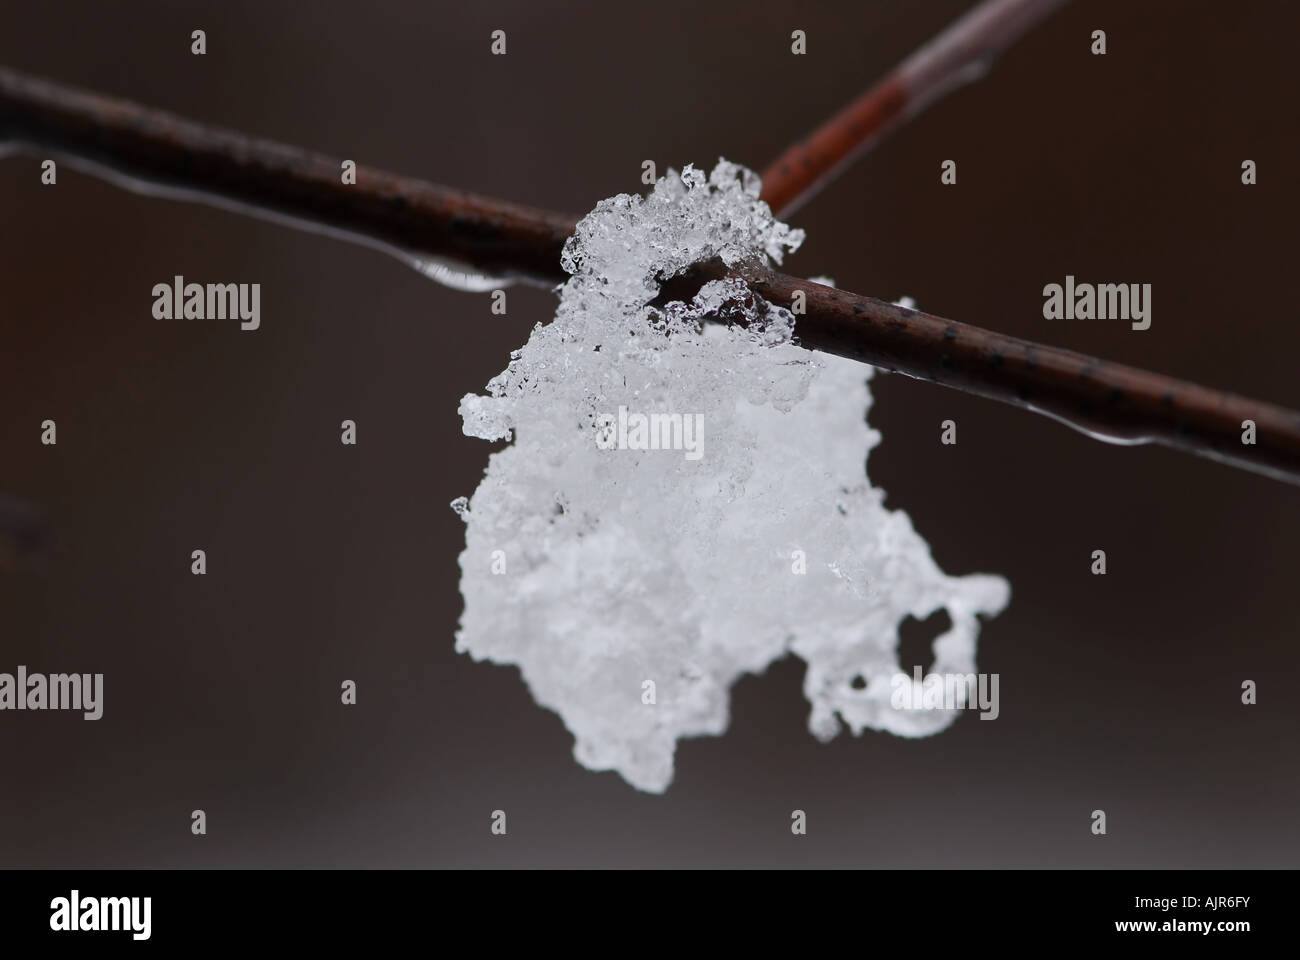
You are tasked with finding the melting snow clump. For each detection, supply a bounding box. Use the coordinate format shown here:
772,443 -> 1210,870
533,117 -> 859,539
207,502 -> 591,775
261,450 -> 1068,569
454,161 -> 1009,793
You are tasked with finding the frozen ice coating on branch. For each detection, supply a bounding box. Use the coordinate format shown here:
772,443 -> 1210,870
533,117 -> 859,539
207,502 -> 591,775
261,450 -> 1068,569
453,161 -> 1009,793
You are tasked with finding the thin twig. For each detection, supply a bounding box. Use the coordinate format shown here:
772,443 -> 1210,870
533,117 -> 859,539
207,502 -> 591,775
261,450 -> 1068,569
0,66 -> 575,286
3,66 -> 1299,485
740,265 -> 1300,486
760,0 -> 1069,217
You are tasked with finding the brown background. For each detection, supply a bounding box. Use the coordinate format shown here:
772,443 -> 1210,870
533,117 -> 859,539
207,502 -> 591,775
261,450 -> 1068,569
0,0 -> 1296,867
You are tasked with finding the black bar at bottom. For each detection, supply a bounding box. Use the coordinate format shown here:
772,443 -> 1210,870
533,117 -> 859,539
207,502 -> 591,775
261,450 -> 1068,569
0,869 -> 1280,946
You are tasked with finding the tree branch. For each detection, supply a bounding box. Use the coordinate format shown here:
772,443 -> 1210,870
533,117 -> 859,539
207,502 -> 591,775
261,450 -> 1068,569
3,64 -> 1298,485
0,66 -> 575,287
760,0 -> 1069,216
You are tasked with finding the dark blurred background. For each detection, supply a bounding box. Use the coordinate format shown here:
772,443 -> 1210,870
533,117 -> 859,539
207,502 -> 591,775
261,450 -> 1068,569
1,0 -> 1296,867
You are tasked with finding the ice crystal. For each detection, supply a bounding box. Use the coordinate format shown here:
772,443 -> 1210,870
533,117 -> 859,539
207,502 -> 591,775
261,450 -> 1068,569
453,161 -> 1009,792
